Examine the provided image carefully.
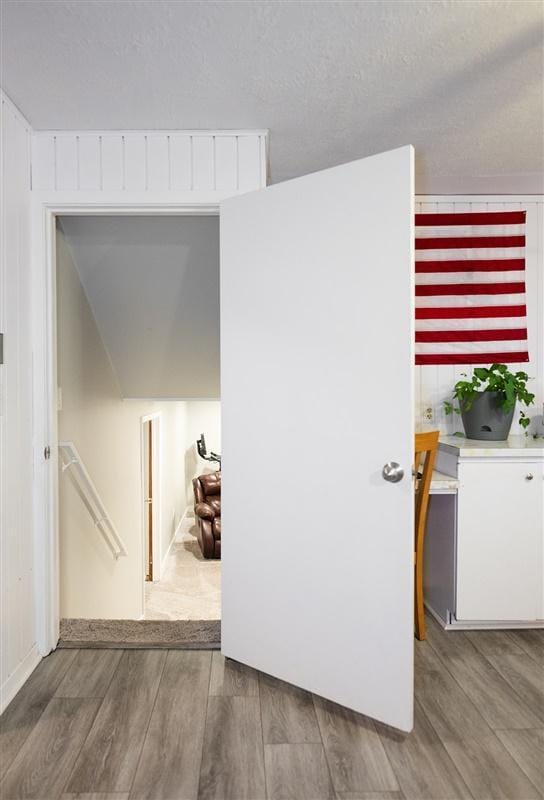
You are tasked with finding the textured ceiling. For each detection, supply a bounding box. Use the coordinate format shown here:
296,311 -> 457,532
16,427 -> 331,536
2,0 -> 543,185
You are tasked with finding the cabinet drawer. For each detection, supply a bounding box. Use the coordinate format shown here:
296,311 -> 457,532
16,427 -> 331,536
456,460 -> 543,621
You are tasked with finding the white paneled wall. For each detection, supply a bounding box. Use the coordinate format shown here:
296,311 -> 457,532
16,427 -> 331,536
0,93 -> 38,712
415,197 -> 544,436
31,130 -> 267,195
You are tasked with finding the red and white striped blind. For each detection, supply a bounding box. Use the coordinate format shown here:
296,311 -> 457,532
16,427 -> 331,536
415,210 -> 529,366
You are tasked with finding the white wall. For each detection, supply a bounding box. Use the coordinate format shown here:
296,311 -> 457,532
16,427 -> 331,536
0,93 -> 38,712
415,197 -> 544,438
56,228 -> 189,619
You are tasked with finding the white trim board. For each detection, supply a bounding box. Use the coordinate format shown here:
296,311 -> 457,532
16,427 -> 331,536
0,645 -> 41,715
160,507 -> 189,576
415,194 -> 544,203
31,130 -> 268,195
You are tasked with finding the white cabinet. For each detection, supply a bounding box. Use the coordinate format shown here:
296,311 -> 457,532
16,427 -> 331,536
427,437 -> 544,628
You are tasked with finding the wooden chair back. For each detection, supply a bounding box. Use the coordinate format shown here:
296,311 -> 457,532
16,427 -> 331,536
414,430 -> 440,640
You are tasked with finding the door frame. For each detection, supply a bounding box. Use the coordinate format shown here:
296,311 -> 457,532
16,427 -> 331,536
32,196 -> 220,655
140,413 -> 161,587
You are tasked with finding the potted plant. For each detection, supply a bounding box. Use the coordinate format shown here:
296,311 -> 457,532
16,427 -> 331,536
444,363 -> 534,441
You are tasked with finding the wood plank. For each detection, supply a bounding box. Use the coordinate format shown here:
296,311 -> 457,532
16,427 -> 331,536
433,648 -> 540,730
335,794 -> 404,799
214,137 -> 237,192
426,619 -> 541,730
507,629 -> 544,664
124,135 -> 146,191
0,697 -> 100,799
425,615 -> 479,660
208,653 -> 258,696
0,649 -> 77,779
62,795 -> 129,799
260,672 -> 321,744
486,654 -> 544,725
169,135 -> 192,191
78,136 -> 101,191
198,696 -> 265,800
31,135 -> 55,190
415,644 -> 540,799
192,136 -> 215,191
146,136 -> 169,191
375,701 -> 472,799
56,136 -> 79,191
130,651 -> 211,800
495,729 -> 544,795
237,136 -> 261,192
67,650 -> 166,794
313,695 -> 398,794
100,135 -> 123,191
464,629 -> 525,657
264,742 -> 335,799
55,650 -> 122,698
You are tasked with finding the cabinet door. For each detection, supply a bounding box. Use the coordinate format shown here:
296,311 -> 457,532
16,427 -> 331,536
456,461 -> 543,621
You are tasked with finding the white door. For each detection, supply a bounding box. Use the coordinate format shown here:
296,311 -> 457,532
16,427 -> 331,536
220,145 -> 415,732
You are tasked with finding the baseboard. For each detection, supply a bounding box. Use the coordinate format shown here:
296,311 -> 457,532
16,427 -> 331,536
444,617 -> 544,631
160,507 -> 189,574
425,602 -> 544,630
0,644 -> 42,714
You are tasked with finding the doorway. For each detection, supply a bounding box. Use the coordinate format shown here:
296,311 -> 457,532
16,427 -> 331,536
54,212 -> 221,625
141,414 -> 160,584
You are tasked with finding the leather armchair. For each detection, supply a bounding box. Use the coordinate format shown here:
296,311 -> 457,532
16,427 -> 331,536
192,471 -> 221,559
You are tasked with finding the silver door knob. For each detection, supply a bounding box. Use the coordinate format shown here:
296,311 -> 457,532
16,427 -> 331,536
525,473 -> 534,481
382,462 -> 404,483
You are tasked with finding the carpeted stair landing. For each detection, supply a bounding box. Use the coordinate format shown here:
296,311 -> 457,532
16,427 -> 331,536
59,618 -> 221,649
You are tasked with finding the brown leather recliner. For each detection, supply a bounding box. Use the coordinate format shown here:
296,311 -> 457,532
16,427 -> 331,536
192,471 -> 221,559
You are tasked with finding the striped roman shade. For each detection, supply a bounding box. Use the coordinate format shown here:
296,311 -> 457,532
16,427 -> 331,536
415,210 -> 529,366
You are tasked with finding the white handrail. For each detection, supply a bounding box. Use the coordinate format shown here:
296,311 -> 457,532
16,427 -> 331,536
58,441 -> 128,560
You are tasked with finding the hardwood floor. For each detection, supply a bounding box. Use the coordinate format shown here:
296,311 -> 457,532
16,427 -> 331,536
1,621 -> 542,800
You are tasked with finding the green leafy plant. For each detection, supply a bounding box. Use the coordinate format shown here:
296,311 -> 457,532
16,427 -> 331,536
444,364 -> 535,430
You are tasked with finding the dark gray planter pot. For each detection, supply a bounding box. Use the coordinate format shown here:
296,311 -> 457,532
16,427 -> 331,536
461,391 -> 515,441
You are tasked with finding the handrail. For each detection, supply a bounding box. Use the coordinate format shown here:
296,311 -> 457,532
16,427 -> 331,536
58,441 -> 128,560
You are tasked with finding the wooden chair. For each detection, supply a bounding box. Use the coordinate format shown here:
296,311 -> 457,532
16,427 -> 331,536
414,431 -> 439,640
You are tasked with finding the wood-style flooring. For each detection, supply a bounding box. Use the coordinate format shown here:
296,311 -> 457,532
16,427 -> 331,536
1,616 -> 542,799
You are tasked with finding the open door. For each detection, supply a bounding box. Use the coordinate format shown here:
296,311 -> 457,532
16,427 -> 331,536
144,420 -> 153,581
221,145 -> 415,732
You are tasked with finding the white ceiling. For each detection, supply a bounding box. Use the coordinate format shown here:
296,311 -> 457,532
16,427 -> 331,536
2,1 -> 543,187
59,216 -> 220,399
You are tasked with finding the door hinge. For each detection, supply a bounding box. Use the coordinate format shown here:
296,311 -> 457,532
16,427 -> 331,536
44,445 -> 51,460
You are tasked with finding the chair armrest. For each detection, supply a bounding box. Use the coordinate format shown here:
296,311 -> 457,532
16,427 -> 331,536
195,502 -> 216,521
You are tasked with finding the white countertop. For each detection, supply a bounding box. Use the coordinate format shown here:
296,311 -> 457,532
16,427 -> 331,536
430,470 -> 459,493
439,435 -> 544,459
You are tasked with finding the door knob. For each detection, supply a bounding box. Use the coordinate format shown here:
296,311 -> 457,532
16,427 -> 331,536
382,462 -> 404,483
525,473 -> 534,481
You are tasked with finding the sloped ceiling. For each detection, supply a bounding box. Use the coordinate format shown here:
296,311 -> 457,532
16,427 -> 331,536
60,216 -> 220,399
2,0 -> 543,189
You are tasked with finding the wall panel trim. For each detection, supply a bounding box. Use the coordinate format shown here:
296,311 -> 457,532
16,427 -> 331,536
31,129 -> 268,197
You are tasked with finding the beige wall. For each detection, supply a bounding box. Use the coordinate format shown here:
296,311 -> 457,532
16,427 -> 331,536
56,227 -> 189,619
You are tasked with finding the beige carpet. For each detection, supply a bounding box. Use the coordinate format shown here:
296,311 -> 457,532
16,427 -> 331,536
144,514 -> 221,620
58,618 -> 220,649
